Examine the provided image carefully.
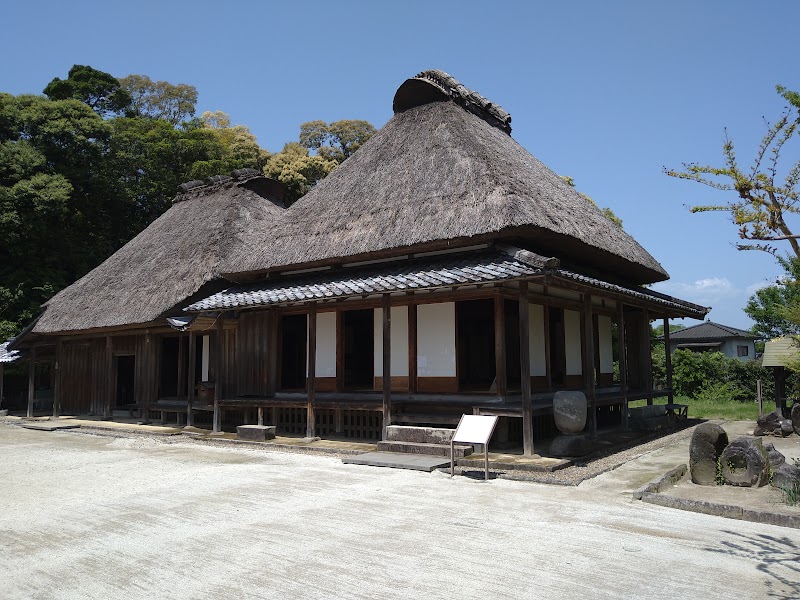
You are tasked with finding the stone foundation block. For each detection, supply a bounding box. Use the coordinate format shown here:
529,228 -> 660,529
237,425 -> 276,441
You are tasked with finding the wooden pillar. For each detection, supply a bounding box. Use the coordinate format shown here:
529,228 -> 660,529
52,340 -> 62,417
618,303 -> 629,429
519,282 -> 533,456
177,334 -> 186,398
186,330 -> 196,427
494,291 -> 507,399
335,309 -> 344,393
213,315 -> 224,433
104,336 -> 113,419
543,297 -> 552,391
643,309 -> 653,405
583,294 -> 597,438
27,346 -> 36,418
408,302 -> 417,395
0,363 -> 4,412
267,309 -> 279,395
663,317 -> 673,404
306,303 -> 317,439
382,293 -> 392,439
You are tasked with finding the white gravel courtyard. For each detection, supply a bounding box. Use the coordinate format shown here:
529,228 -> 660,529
1,425 -> 798,599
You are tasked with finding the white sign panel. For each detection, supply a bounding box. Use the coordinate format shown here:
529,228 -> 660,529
452,415 -> 498,445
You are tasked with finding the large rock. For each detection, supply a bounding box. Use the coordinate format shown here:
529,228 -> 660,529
236,425 -> 276,441
754,410 -> 793,437
772,462 -> 800,490
689,422 -> 729,486
764,442 -> 786,468
553,391 -> 587,435
549,434 -> 593,457
792,403 -> 800,436
720,436 -> 770,487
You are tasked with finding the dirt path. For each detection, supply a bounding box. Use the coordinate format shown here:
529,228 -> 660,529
1,425 -> 798,599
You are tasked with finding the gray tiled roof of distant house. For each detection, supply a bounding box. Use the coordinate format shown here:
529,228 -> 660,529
666,321 -> 755,341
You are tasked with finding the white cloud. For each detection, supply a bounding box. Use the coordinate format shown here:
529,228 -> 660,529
654,277 -> 735,305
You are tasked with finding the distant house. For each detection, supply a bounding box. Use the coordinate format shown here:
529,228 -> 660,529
665,321 -> 756,361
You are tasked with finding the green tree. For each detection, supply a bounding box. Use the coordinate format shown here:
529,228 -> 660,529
43,65 -> 131,117
119,74 -> 198,125
300,119 -> 376,163
263,142 -> 337,204
744,256 -> 800,339
666,86 -> 800,258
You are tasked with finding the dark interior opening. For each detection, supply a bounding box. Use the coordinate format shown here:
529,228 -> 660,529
505,298 -> 521,389
159,337 -> 179,397
343,309 -> 374,390
116,355 -> 135,409
548,306 -> 566,387
457,299 -> 495,391
281,314 -> 307,390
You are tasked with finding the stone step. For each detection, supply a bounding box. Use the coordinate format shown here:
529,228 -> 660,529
385,425 -> 456,445
377,440 -> 473,457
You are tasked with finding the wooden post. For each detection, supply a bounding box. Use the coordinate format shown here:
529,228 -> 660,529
618,303 -> 629,429
543,300 -> 552,391
187,330 -> 196,427
757,379 -> 763,417
583,294 -> 596,438
408,302 -> 417,395
382,293 -> 392,439
27,346 -> 36,418
663,317 -> 673,404
267,309 -> 279,395
335,310 -> 344,393
306,304 -> 317,439
104,336 -> 113,419
177,334 -> 186,399
0,363 -> 4,412
213,315 -> 224,433
519,281 -> 533,456
643,309 -> 653,405
52,340 -> 62,417
494,291 -> 507,399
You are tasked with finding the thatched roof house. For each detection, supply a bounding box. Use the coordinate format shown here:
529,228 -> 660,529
11,69 -> 709,454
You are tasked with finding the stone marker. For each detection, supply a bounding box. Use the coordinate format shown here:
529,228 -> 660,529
552,391 -> 587,435
792,403 -> 800,436
754,410 -> 794,437
720,436 -> 769,487
236,424 -> 276,441
689,422 -> 729,486
549,434 -> 593,458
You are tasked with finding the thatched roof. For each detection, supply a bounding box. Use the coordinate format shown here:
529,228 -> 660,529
31,69 -> 675,335
222,69 -> 668,284
32,172 -> 286,333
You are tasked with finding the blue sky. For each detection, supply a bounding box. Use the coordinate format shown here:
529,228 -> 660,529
2,1 -> 798,329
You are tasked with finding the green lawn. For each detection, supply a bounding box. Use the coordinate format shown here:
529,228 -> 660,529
629,396 -> 775,421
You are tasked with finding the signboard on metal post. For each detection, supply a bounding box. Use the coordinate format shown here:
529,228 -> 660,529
450,414 -> 498,480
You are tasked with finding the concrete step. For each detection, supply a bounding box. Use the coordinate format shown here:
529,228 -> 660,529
385,425 -> 456,445
377,440 -> 473,457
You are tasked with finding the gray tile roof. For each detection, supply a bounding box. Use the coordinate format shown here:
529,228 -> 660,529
667,321 -> 755,341
0,342 -> 23,364
186,250 -> 708,319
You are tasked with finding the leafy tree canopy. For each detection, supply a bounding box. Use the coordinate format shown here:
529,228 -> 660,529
43,64 -> 132,117
744,256 -> 800,339
666,86 -> 800,259
119,74 -> 198,125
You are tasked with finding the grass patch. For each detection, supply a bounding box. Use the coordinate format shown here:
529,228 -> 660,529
629,396 -> 776,420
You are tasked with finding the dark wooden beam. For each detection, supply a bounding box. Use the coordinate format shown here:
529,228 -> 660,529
27,346 -> 36,418
52,339 -> 62,417
583,294 -> 596,438
494,291 -> 507,399
306,303 -> 317,438
408,303 -> 417,394
0,364 -> 4,412
176,333 -> 186,398
642,309 -> 653,405
519,282 -> 533,456
187,330 -> 196,427
382,294 -> 392,439
104,336 -> 113,419
617,302 -> 629,429
335,309 -> 344,393
213,315 -> 224,433
267,309 -> 279,395
664,317 -> 673,404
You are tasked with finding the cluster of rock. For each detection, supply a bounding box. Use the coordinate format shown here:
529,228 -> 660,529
690,422 -> 799,489
753,405 -> 800,437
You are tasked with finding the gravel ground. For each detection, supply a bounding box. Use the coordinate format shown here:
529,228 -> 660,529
2,422 -> 799,599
